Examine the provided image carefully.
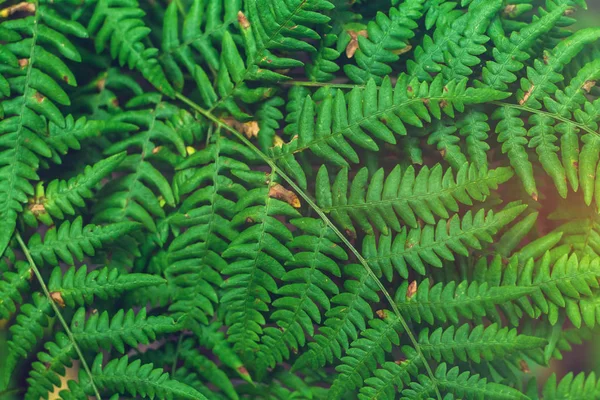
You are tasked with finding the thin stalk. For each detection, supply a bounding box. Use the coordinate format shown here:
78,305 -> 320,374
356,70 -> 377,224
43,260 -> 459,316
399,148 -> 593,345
171,333 -> 185,374
493,101 -> 600,138
281,80 -> 362,89
175,92 -> 442,400
16,232 -> 102,400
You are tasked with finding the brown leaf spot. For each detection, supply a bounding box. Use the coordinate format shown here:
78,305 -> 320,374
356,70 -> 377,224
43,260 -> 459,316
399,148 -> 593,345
237,11 -> 250,29
519,86 -> 535,105
439,100 -> 448,109
50,291 -> 65,308
18,59 -> 29,68
269,183 -> 301,208
97,77 -> 106,91
0,2 -> 35,18
583,80 -> 597,93
223,117 -> 261,139
34,92 -> 45,103
376,309 -> 388,319
392,45 -> 413,56
406,280 -> 418,300
519,359 -> 530,373
345,30 -> 368,58
503,4 -> 517,16
237,366 -> 250,376
29,203 -> 45,214
152,146 -> 162,154
531,191 -> 538,201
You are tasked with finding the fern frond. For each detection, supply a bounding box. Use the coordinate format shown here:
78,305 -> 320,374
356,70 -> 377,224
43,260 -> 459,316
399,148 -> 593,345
25,332 -> 76,400
160,0 -> 237,92
0,4 -> 87,256
329,310 -> 402,398
221,181 -> 299,357
177,338 -> 239,400
2,293 -> 53,388
257,217 -> 344,369
167,135 -> 252,334
48,264 -> 165,308
87,0 -> 175,96
316,162 -> 513,237
93,94 -> 187,231
395,278 -> 534,325
77,354 -> 208,399
474,252 -> 600,326
357,347 -> 421,400
344,0 -> 424,84
418,323 -> 546,364
0,261 -> 31,319
536,372 -> 600,399
273,75 -> 508,188
480,4 -> 569,91
27,217 -> 141,265
364,204 -> 526,279
25,152 -> 127,226
71,307 -> 179,353
402,363 -> 528,399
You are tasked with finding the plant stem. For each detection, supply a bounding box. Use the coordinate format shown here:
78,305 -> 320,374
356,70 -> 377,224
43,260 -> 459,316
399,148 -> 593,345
174,92 -> 442,400
16,232 -> 102,400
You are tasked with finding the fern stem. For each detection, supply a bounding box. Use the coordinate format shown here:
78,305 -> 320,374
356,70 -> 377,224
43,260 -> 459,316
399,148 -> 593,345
171,333 -> 184,374
493,101 -> 600,138
175,92 -> 443,400
281,80 -> 361,89
15,232 -> 103,400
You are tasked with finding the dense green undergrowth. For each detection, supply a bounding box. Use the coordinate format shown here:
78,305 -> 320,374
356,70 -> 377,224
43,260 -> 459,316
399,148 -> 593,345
1,0 -> 600,399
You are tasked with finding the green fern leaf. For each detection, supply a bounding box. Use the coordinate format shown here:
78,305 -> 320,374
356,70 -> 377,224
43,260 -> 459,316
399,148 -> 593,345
316,162 -> 513,237
79,354 -> 208,399
88,0 -> 175,96
48,264 -> 165,308
27,217 -> 141,265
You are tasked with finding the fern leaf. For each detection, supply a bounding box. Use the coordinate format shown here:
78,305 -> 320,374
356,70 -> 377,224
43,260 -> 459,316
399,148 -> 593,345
78,354 -> 208,399
474,252 -> 600,326
2,293 -> 53,388
0,261 -> 31,319
25,152 -> 127,226
88,0 -> 175,96
273,75 -> 508,188
48,265 -> 165,308
344,0 -> 424,84
402,363 -> 528,399
293,263 -> 380,371
221,182 -> 299,357
316,162 -> 513,237
257,217 -> 344,369
27,217 -> 141,265
71,307 -> 179,353
25,333 -> 76,400
0,5 -> 86,256
329,310 -> 402,398
418,323 -> 546,364
357,348 -> 421,400
537,372 -> 600,399
364,204 -> 526,279
396,278 -> 534,325
93,94 -> 186,231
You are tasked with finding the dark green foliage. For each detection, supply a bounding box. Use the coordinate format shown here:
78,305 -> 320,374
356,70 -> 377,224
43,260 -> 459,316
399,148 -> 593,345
1,0 -> 599,399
